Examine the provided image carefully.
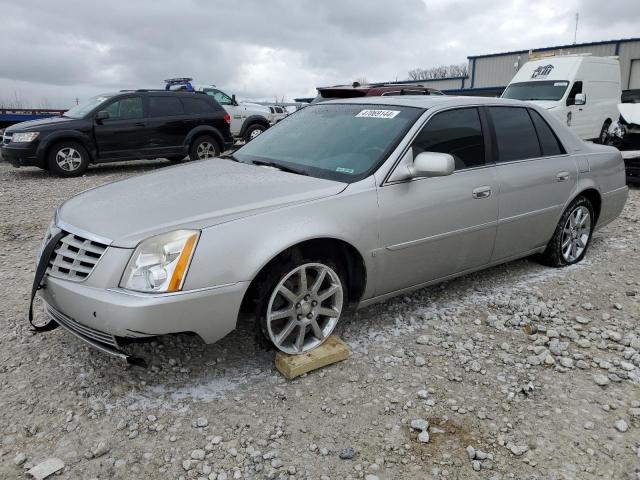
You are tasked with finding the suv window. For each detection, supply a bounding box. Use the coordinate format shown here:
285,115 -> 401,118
528,109 -> 565,157
412,107 -> 485,170
488,107 -> 540,162
204,89 -> 232,105
149,96 -> 184,117
103,97 -> 143,120
566,81 -> 583,106
181,97 -> 212,114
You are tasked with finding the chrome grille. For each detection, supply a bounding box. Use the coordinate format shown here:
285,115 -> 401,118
45,302 -> 118,348
47,232 -> 108,281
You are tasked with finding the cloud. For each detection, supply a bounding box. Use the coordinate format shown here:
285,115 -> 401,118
0,0 -> 637,108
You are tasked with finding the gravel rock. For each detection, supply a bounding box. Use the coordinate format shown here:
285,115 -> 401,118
414,355 -> 426,367
593,374 -> 610,386
339,447 -> 355,460
418,430 -> 430,443
410,419 -> 429,431
26,458 -> 65,480
614,419 -> 629,432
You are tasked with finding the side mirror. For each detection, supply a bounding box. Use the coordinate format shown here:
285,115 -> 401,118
574,93 -> 586,105
409,152 -> 455,178
95,110 -> 110,122
231,94 -> 238,106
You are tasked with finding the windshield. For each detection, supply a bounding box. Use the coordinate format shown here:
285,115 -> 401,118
64,94 -> 115,119
234,103 -> 422,182
502,81 -> 569,101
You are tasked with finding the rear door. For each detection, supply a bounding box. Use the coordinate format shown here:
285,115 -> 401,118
376,107 -> 498,294
489,106 -> 577,261
93,96 -> 148,159
145,96 -> 189,157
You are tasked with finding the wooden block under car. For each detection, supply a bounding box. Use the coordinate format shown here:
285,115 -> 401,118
275,335 -> 349,379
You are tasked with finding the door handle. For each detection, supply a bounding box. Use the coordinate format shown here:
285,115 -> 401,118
472,186 -> 492,199
556,171 -> 570,182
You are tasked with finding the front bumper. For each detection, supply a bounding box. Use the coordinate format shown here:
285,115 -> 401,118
624,153 -> 640,182
1,144 -> 42,167
40,275 -> 250,360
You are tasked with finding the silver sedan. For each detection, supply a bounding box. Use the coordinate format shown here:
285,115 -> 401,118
34,96 -> 628,363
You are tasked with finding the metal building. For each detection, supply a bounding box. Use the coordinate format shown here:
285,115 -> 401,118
386,37 -> 640,97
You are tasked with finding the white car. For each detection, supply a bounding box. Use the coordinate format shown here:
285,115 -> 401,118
502,55 -> 621,143
268,105 -> 288,123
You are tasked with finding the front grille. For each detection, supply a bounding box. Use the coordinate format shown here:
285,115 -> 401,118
45,302 -> 118,348
47,232 -> 108,282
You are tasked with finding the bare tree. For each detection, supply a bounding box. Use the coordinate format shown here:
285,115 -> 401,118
408,63 -> 468,81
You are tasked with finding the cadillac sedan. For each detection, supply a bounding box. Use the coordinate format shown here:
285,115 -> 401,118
32,96 -> 628,364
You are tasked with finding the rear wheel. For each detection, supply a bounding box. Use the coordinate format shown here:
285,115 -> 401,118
256,257 -> 346,354
48,141 -> 89,177
189,136 -> 220,160
244,124 -> 266,143
539,196 -> 594,267
597,120 -> 611,144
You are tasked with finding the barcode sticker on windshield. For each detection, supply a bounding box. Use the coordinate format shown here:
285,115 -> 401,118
356,109 -> 400,119
554,82 -> 568,86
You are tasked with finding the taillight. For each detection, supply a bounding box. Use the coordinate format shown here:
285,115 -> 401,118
223,113 -> 231,125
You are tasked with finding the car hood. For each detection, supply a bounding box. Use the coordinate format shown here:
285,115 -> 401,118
6,115 -> 77,132
58,159 -> 347,247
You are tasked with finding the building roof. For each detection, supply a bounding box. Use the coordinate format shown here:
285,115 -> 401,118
467,37 -> 640,59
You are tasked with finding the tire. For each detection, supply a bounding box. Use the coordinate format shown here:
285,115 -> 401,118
188,135 -> 220,160
244,124 -> 266,143
539,196 -> 595,267
596,120 -> 611,144
47,141 -> 89,177
255,253 -> 346,354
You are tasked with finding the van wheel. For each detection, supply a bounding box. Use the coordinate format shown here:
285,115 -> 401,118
189,136 -> 220,160
48,141 -> 89,177
256,255 -> 346,354
539,196 -> 595,267
244,124 -> 266,142
597,120 -> 611,144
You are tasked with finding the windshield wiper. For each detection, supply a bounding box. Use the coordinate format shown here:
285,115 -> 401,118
220,153 -> 241,162
251,160 -> 308,176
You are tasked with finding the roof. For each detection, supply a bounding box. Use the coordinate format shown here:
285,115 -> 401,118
321,95 -> 527,109
467,37 -> 640,59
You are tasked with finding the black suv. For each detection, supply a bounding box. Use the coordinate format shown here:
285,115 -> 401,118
1,90 -> 233,177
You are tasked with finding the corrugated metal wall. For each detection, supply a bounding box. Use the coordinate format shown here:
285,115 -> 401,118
470,40 -> 640,90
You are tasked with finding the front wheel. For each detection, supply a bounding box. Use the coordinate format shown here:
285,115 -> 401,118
257,259 -> 346,354
539,196 -> 595,267
48,141 -> 89,177
596,120 -> 612,144
244,124 -> 266,143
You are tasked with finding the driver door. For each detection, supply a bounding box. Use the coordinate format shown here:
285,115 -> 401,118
94,96 -> 149,159
376,107 -> 498,295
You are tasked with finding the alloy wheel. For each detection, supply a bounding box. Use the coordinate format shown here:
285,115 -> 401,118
196,142 -> 216,159
266,263 -> 343,354
249,128 -> 262,140
55,147 -> 82,171
561,206 -> 591,263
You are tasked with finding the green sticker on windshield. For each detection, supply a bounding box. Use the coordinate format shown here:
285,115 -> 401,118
336,167 -> 355,174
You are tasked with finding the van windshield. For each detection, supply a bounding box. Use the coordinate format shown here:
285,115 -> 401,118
502,81 -> 569,101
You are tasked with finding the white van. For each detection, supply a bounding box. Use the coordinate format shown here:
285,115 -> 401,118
501,55 -> 621,142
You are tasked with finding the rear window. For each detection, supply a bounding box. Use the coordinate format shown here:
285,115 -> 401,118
148,96 -> 184,117
488,107 -> 541,162
312,89 -> 367,103
528,109 -> 565,157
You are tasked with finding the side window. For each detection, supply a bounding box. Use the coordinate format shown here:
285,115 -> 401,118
566,81 -> 583,106
205,89 -> 232,105
528,109 -> 565,157
149,97 -> 184,117
181,97 -> 211,114
275,107 -> 284,114
488,107 -> 541,162
103,97 -> 143,120
411,107 -> 485,170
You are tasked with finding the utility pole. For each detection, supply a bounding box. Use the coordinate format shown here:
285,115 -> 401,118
573,12 -> 579,45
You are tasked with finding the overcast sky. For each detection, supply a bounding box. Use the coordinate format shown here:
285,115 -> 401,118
0,0 -> 638,108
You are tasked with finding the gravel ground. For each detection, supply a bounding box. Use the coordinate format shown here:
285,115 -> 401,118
0,160 -> 639,480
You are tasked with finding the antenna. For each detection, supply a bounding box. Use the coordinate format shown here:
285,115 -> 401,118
573,12 -> 579,45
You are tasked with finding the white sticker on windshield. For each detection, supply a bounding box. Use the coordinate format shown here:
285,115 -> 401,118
554,82 -> 568,87
336,167 -> 355,174
356,109 -> 400,119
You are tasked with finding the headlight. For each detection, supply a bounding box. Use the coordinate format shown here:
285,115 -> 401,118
120,230 -> 199,293
12,132 -> 40,142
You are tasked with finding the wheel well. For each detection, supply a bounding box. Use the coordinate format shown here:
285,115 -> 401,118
239,238 -> 367,313
578,188 -> 602,223
45,138 -> 92,163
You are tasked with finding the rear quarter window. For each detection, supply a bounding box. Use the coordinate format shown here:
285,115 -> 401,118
181,97 -> 215,114
528,109 -> 565,157
148,96 -> 184,117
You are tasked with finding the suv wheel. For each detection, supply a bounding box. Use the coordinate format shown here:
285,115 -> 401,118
244,124 -> 266,143
257,257 -> 346,354
189,136 -> 220,160
48,141 -> 89,177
